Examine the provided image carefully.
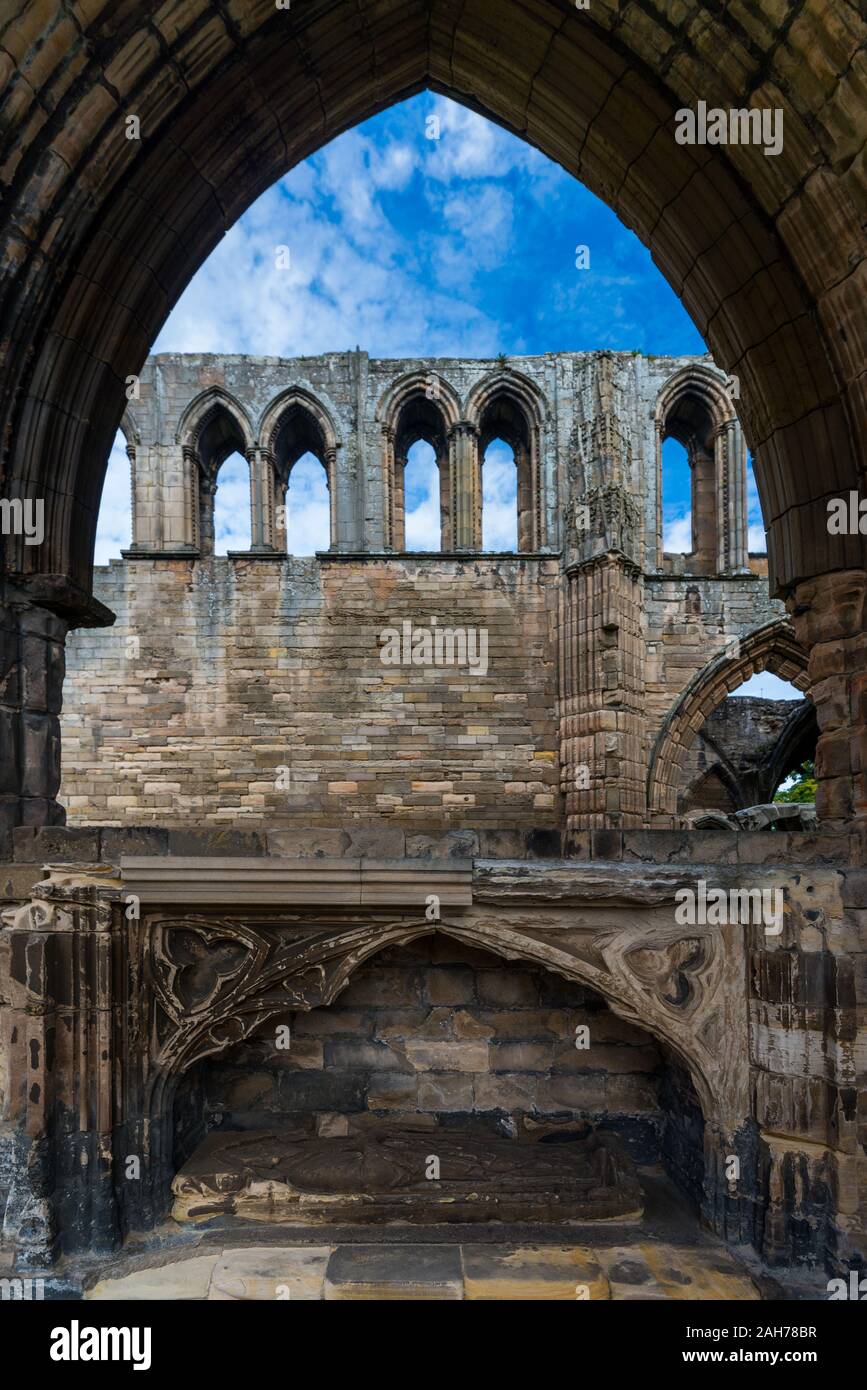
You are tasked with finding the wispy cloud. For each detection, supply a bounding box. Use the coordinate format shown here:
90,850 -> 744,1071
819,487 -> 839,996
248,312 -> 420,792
97,93 -> 706,562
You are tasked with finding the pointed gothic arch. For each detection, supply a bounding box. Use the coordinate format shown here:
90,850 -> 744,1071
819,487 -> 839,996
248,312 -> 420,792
176,388 -> 255,555
375,371 -> 462,551
648,618 -> 810,822
257,388 -> 342,552
466,369 -> 548,552
655,365 -> 748,577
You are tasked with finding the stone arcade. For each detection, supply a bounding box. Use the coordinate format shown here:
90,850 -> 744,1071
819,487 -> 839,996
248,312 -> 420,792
0,0 -> 865,1300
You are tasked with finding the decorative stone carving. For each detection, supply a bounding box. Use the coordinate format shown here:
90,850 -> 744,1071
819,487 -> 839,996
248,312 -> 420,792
171,1124 -> 642,1225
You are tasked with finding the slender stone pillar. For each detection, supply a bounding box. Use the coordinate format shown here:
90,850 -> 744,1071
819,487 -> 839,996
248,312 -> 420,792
198,477 -> 217,556
182,446 -> 200,551
716,419 -> 750,574
449,421 -> 481,551
324,447 -> 337,552
0,587 -> 67,839
247,446 -> 275,551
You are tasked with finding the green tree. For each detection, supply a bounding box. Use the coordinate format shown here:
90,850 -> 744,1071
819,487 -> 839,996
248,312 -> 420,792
774,759 -> 817,804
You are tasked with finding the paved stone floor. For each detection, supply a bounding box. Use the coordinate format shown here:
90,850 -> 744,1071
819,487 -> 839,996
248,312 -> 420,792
86,1238 -> 759,1301
73,1169 -> 770,1301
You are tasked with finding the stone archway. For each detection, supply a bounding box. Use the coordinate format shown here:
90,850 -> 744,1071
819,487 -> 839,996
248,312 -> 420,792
0,0 -> 863,606
648,618 -> 810,822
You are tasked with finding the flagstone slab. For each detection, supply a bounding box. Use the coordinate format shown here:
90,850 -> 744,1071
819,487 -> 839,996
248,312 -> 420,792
87,1253 -> 220,1301
209,1246 -> 332,1300
462,1244 -> 610,1300
324,1243 -> 464,1299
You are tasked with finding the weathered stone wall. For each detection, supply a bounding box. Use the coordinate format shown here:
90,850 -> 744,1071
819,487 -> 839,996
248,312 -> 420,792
123,349 -> 735,563
184,939 -> 668,1165
61,555 -> 561,829
60,350 -> 786,830
679,696 -> 816,813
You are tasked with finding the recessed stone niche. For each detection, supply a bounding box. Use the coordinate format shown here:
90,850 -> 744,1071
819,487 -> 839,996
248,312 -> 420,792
171,937 -> 705,1218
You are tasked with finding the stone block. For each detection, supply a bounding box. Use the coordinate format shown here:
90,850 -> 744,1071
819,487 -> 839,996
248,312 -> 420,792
477,969 -> 539,1007
209,1247 -> 331,1301
462,1246 -> 609,1301
423,964 -> 476,1005
365,1072 -> 418,1109
12,825 -> 99,862
324,1245 -> 463,1300
417,1072 -> 474,1111
402,1039 -> 489,1072
166,828 -> 266,856
267,829 -> 348,857
100,826 -> 170,858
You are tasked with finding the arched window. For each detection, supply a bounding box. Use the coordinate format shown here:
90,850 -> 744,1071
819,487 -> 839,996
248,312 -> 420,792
468,375 -> 544,553
213,451 -> 252,554
681,672 -> 817,814
260,394 -> 337,555
661,436 -> 692,554
285,450 -> 330,555
403,440 -> 440,551
655,368 -> 748,576
180,396 -> 252,555
94,428 -> 133,564
481,437 -> 518,551
392,393 -> 450,551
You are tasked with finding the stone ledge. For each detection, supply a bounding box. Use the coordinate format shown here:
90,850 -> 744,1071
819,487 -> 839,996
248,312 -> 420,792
120,856 -> 474,907
6,824 -> 857,867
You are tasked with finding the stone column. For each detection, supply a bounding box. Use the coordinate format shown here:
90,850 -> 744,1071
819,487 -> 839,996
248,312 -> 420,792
653,419 -> 663,572
717,420 -> 749,574
787,568 -> 867,826
247,447 -> 276,552
324,447 -> 337,552
181,446 -> 200,551
559,555 -> 646,833
0,868 -> 122,1266
730,421 -> 749,571
786,567 -> 867,1273
437,452 -> 451,552
449,421 -> 481,551
516,443 -> 534,553
381,425 -> 396,551
0,587 -> 67,839
198,476 -> 217,557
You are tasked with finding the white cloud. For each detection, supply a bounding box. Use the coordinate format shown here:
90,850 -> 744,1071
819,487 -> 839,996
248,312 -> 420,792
153,169 -> 502,360
482,444 -> 518,551
663,513 -> 692,553
285,454 -> 331,555
93,432 -> 131,565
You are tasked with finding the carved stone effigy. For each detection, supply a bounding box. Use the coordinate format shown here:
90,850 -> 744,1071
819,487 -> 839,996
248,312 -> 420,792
171,1125 -> 642,1225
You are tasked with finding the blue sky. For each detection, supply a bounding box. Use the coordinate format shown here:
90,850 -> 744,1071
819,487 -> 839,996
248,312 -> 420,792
97,93 -> 783,692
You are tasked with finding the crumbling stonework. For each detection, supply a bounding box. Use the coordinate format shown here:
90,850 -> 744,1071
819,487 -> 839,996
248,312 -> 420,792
679,696 -> 817,814
1,0 -> 865,1304
60,350 -> 783,832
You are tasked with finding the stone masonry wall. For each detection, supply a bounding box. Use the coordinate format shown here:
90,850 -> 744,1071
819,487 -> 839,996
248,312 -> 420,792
183,938 -> 669,1167
59,349 -> 786,830
61,555 -> 561,828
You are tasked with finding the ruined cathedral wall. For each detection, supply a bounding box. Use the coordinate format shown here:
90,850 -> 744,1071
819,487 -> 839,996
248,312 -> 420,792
643,576 -> 785,746
61,554 -> 561,828
60,349 -> 776,829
